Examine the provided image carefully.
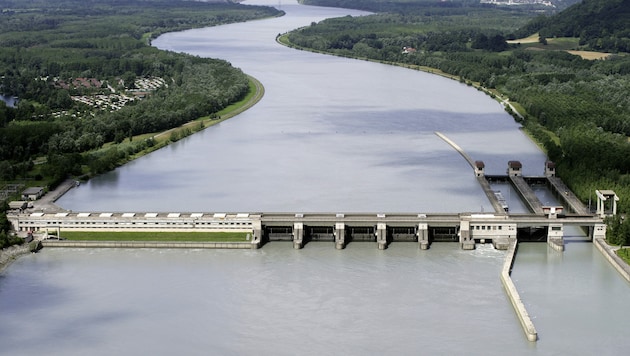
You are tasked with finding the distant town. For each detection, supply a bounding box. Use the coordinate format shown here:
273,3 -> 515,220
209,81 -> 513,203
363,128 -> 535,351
51,76 -> 167,118
480,0 -> 554,7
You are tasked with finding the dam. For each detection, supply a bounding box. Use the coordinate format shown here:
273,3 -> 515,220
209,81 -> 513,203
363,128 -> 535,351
7,161 -> 608,252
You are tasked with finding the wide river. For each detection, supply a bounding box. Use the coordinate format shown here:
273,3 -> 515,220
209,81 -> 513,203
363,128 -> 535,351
2,1 -> 629,355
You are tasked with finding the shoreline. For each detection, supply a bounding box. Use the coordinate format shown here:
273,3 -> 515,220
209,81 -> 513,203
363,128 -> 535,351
89,74 -> 265,178
24,75 -> 265,215
275,33 -> 521,117
2,75 -> 266,271
594,238 -> 630,282
0,241 -> 40,274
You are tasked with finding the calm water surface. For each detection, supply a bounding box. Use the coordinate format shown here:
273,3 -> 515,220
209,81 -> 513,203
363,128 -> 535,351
0,244 -> 525,355
3,1 -> 628,355
1,239 -> 628,355
56,0 -> 545,213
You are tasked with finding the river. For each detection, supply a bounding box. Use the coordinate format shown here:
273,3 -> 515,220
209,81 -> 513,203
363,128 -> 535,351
55,0 -> 545,213
2,1 -> 629,355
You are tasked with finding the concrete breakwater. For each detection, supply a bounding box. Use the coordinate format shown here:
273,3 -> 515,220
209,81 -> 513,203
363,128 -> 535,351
500,239 -> 538,342
41,240 -> 255,249
594,238 -> 630,282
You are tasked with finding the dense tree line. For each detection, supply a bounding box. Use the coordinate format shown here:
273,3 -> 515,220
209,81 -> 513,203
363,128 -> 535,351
285,1 -> 630,213
0,0 -> 281,188
605,214 -> 630,246
0,202 -> 21,248
298,0 -> 581,13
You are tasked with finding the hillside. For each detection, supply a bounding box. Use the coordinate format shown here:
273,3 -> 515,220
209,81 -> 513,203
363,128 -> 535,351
518,0 -> 630,52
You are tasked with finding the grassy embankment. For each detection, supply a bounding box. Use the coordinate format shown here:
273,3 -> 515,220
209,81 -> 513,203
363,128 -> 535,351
90,75 -> 265,167
617,248 -> 630,265
52,231 -> 250,242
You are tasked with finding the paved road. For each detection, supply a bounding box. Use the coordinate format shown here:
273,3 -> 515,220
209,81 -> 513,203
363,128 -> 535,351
30,179 -> 76,213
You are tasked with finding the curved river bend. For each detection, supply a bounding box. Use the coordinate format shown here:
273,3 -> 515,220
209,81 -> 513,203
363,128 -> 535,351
2,1 -> 628,355
57,0 -> 545,213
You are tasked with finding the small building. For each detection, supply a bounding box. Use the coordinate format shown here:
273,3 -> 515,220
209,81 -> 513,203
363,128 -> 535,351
595,190 -> 619,217
542,206 -> 563,219
545,161 -> 556,177
9,201 -> 28,210
21,187 -> 44,201
474,161 -> 485,177
507,161 -> 522,177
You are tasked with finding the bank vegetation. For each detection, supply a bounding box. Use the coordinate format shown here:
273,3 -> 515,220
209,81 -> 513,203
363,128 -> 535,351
0,0 -> 281,187
0,0 -> 281,247
287,1 -> 630,246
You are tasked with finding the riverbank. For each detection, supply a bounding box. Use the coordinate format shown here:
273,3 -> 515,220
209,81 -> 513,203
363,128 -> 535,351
84,74 -> 265,179
275,33 -> 521,117
0,241 -> 41,274
594,238 -> 630,282
152,75 -> 264,141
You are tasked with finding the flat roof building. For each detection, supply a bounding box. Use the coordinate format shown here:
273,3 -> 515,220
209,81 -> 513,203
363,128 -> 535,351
21,187 -> 44,201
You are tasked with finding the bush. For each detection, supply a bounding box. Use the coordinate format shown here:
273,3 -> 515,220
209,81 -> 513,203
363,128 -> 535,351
0,230 -> 24,249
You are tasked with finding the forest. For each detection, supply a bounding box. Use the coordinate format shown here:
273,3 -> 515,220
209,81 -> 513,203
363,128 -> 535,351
287,0 -> 630,241
0,0 -> 282,244
0,0 -> 281,183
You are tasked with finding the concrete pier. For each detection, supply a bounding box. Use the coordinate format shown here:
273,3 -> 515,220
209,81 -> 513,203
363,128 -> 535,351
435,131 -> 476,169
509,176 -> 545,215
293,222 -> 304,249
376,223 -> 387,250
547,223 -> 564,252
335,222 -> 345,249
477,176 -> 508,214
459,219 -> 475,250
251,220 -> 263,249
417,223 -> 429,249
594,238 -> 630,282
500,239 -> 538,342
547,176 -> 590,215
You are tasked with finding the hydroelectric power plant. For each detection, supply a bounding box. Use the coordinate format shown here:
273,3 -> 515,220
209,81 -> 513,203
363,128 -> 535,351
6,132 -> 622,344
8,159 -> 610,252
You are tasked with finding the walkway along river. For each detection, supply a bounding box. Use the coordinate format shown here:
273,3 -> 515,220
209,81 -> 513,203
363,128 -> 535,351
2,1 -> 629,355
